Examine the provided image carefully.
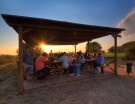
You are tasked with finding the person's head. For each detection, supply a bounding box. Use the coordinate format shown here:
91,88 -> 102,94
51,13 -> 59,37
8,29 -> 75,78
69,53 -> 72,56
24,48 -> 31,55
93,52 -> 97,56
85,50 -> 88,53
50,50 -> 52,53
77,52 -> 81,56
36,53 -> 40,57
98,52 -> 101,56
33,52 -> 40,57
88,53 -> 91,56
63,52 -> 67,55
42,52 -> 48,57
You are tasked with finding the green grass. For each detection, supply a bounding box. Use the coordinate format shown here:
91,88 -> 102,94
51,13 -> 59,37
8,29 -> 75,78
103,52 -> 126,60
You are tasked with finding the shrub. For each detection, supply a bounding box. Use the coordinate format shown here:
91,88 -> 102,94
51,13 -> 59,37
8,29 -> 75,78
125,45 -> 135,60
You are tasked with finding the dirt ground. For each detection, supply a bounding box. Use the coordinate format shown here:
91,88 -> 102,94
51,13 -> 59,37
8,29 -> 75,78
0,61 -> 135,104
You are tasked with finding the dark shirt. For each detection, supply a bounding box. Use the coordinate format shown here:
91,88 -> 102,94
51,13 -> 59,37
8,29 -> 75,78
23,51 -> 33,65
23,51 -> 29,62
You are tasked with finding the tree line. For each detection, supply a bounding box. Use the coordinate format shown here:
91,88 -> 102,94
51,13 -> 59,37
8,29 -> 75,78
108,41 -> 135,60
86,41 -> 135,60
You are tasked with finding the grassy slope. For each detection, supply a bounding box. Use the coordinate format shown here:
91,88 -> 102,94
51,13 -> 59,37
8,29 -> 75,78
0,63 -> 18,101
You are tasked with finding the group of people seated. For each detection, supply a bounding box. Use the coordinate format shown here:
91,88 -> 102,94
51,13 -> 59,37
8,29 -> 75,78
23,49 -> 105,82
58,52 -> 81,76
23,49 -> 50,82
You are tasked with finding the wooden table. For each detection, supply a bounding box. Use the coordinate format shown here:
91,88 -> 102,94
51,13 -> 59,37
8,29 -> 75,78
84,59 -> 94,72
46,61 -> 63,75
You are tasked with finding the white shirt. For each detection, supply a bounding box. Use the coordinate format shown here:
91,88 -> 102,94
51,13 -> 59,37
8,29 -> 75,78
58,55 -> 69,68
68,55 -> 74,64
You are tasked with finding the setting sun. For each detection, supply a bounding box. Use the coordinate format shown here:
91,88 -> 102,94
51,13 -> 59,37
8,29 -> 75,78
39,43 -> 85,54
40,44 -> 62,53
40,44 -> 50,53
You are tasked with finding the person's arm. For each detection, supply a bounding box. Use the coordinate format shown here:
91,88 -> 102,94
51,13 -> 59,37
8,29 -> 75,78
58,57 -> 62,62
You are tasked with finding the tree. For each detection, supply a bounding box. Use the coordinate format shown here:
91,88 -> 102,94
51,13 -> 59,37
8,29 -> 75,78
125,45 -> 135,60
33,46 -> 43,55
23,42 -> 43,56
86,41 -> 102,53
122,41 -> 135,51
108,46 -> 114,53
108,46 -> 123,53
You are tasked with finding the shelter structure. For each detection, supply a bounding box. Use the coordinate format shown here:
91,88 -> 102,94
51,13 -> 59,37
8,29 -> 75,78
1,14 -> 125,93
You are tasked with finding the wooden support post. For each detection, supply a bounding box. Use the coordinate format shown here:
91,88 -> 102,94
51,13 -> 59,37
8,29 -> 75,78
88,41 -> 90,53
114,35 -> 118,75
18,26 -> 24,93
75,45 -> 76,55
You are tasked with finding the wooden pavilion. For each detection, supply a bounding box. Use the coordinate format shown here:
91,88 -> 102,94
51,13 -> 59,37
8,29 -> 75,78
1,14 -> 125,93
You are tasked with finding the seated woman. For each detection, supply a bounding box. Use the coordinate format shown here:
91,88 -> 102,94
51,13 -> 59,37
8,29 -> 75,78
84,50 -> 91,59
35,52 -> 50,81
67,53 -> 74,74
92,52 -> 97,60
78,53 -> 85,67
69,53 -> 81,76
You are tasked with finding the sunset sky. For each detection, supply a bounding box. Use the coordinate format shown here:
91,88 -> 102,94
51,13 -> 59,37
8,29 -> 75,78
0,0 -> 135,55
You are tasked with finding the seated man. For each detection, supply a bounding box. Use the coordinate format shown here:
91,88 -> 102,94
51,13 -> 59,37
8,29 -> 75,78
23,49 -> 34,80
35,52 -> 50,81
72,62 -> 81,76
93,52 -> 104,74
58,52 -> 69,74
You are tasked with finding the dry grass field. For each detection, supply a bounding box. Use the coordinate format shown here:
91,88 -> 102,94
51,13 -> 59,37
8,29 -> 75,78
0,60 -> 135,104
0,55 -> 17,65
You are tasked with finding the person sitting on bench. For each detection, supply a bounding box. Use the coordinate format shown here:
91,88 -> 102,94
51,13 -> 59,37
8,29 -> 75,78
35,52 -> 50,81
58,52 -> 69,74
23,49 -> 34,80
93,52 -> 104,74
